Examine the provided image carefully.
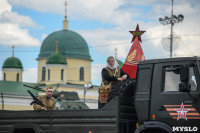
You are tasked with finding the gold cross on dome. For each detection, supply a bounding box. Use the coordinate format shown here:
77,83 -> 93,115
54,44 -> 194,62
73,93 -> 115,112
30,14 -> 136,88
64,1 -> 68,20
56,40 -> 59,53
12,45 -> 14,57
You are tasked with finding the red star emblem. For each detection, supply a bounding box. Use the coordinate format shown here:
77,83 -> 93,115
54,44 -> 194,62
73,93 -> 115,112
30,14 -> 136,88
61,94 -> 65,98
129,24 -> 145,43
102,94 -> 107,99
175,102 -> 190,121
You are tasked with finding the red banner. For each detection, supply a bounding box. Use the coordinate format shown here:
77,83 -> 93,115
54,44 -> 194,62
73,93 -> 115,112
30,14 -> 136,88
122,37 -> 145,78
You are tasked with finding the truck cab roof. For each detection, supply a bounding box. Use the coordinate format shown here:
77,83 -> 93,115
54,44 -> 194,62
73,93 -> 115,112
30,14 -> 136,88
139,56 -> 200,65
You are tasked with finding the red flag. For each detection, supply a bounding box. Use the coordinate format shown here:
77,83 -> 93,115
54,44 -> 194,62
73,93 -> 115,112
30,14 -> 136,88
122,37 -> 145,78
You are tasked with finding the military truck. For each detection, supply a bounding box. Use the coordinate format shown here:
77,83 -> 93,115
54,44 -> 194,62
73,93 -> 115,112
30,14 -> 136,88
0,57 -> 200,133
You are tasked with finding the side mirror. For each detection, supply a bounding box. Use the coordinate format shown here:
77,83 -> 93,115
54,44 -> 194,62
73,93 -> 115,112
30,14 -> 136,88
180,64 -> 189,82
179,82 -> 191,92
179,64 -> 191,92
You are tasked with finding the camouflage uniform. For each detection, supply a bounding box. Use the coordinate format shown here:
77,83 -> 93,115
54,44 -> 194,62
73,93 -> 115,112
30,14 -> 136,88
33,95 -> 56,111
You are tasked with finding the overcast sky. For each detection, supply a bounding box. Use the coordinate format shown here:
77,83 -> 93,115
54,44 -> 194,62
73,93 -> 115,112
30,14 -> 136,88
0,0 -> 200,85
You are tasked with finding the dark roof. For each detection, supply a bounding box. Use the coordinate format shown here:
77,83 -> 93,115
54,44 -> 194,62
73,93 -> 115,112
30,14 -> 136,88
117,59 -> 123,68
138,56 -> 200,65
38,30 -> 91,60
0,81 -> 44,96
2,57 -> 23,69
0,81 -> 99,97
46,52 -> 67,65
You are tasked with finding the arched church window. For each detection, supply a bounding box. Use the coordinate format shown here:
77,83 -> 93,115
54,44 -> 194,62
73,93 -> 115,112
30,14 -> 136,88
4,73 -> 6,81
16,73 -> 19,82
80,67 -> 84,81
61,69 -> 64,81
48,69 -> 50,81
42,67 -> 46,81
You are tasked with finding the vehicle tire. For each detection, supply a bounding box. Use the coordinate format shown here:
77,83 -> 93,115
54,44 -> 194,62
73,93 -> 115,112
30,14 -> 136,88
139,128 -> 170,133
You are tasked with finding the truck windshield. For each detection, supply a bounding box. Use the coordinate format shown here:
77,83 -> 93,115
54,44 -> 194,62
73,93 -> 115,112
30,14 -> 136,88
164,65 -> 197,92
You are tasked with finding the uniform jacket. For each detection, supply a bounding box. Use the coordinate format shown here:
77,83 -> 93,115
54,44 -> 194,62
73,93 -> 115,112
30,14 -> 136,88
33,95 -> 56,111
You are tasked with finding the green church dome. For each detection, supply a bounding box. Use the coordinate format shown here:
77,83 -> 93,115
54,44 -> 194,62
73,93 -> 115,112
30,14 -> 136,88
117,59 -> 123,68
38,30 -> 91,60
2,57 -> 23,69
46,52 -> 67,65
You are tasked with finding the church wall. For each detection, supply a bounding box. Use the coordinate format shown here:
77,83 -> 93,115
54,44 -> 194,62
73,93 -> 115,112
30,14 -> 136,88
0,104 -> 33,110
37,58 -> 91,85
0,94 -> 33,110
66,58 -> 91,85
2,69 -> 22,82
45,65 -> 67,85
37,58 -> 47,84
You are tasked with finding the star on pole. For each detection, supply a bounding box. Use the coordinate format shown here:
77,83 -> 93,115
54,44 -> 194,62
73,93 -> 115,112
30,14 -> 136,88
175,102 -> 190,121
129,24 -> 145,43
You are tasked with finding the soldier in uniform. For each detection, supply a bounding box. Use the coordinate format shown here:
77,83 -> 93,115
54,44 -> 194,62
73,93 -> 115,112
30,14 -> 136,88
33,87 -> 57,111
98,56 -> 129,109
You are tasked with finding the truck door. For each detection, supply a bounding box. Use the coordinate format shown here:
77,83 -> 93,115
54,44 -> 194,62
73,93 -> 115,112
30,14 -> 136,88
150,62 -> 200,128
135,64 -> 153,121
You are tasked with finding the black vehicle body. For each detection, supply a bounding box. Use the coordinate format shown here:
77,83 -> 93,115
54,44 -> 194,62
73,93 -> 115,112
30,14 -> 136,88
134,57 -> 200,132
0,57 -> 200,133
